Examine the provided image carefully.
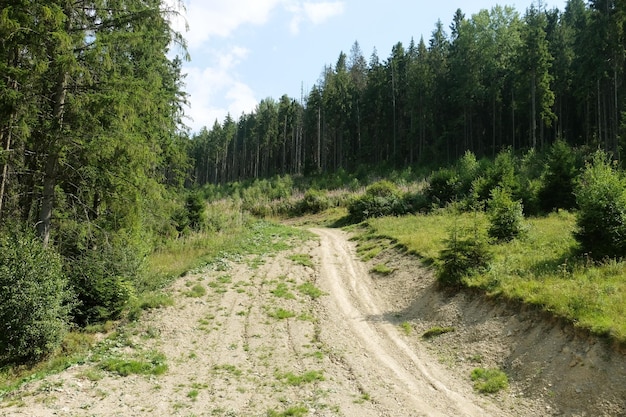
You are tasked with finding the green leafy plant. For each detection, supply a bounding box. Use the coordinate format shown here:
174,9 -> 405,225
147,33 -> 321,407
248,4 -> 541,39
422,326 -> 455,339
470,367 -> 509,393
574,150 -> 626,259
371,263 -> 393,275
437,223 -> 492,288
348,180 -> 409,222
487,187 -> 526,242
297,282 -> 325,299
0,228 -> 71,364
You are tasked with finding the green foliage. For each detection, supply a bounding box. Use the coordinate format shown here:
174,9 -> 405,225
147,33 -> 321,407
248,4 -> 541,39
574,151 -> 626,259
348,180 -> 409,221
288,253 -> 314,267
437,222 -> 492,288
296,189 -> 332,214
100,351 -> 167,377
0,229 -> 71,364
267,405 -> 309,417
425,168 -> 461,207
487,187 -> 526,241
297,282 -> 325,299
185,284 -> 206,298
66,231 -> 145,325
422,326 -> 455,339
470,367 -> 509,393
276,370 -> 324,386
539,140 -> 581,212
473,149 -> 519,203
371,263 -> 393,275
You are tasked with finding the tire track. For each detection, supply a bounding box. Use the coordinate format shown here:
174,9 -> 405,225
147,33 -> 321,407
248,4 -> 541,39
311,227 -> 505,417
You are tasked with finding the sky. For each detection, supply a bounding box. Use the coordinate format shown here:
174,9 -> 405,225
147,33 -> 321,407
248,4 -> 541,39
168,0 -> 568,133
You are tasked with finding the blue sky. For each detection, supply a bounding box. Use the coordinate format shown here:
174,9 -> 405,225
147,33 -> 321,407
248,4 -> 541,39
169,0 -> 567,133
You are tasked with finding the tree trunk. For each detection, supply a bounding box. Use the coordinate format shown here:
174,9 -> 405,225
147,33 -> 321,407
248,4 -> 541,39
38,70 -> 68,247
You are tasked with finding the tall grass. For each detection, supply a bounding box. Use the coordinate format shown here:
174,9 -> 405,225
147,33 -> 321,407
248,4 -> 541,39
365,210 -> 626,343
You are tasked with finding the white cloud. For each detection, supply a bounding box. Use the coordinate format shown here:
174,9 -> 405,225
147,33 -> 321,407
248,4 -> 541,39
303,1 -> 345,25
183,47 -> 257,131
173,0 -> 282,49
288,1 -> 346,34
168,1 -> 346,132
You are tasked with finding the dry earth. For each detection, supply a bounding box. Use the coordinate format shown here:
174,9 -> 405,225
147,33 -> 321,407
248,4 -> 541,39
1,227 -> 625,416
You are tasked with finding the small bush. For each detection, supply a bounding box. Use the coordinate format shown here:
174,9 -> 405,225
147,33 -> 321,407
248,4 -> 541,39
67,234 -> 141,325
487,187 -> 526,242
574,151 -> 626,259
473,149 -> 519,203
422,326 -> 455,339
437,226 -> 492,288
425,168 -> 460,207
0,229 -> 71,364
348,180 -> 408,222
539,140 -> 580,212
297,189 -> 332,214
471,367 -> 509,393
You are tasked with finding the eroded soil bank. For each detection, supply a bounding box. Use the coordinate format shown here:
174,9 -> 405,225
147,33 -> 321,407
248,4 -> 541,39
1,227 -> 624,416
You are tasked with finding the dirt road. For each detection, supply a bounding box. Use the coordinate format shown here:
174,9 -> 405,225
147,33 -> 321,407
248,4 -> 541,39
1,227 -> 622,416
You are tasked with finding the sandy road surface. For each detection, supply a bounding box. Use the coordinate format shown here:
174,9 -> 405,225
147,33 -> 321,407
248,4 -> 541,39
0,227 -> 568,416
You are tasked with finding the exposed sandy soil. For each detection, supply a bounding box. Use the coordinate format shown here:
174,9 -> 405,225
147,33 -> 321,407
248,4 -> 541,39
1,227 -> 625,416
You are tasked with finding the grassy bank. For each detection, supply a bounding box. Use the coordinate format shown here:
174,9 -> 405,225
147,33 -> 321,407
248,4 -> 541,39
360,210 -> 626,344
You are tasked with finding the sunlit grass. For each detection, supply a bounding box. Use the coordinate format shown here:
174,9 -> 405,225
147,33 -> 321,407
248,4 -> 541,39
362,210 -> 626,343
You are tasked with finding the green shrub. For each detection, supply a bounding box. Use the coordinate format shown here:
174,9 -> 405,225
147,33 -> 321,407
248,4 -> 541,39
574,151 -> 626,259
0,229 -> 71,364
348,180 -> 408,222
487,187 -> 526,242
185,191 -> 207,231
473,149 -> 519,203
297,189 -> 332,214
539,140 -> 581,212
67,232 -> 142,325
425,168 -> 460,207
437,226 -> 492,288
471,367 -> 509,393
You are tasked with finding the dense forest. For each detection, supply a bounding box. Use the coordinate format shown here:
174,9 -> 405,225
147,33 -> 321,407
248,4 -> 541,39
191,0 -> 626,183
2,0 -> 626,366
0,0 -> 189,363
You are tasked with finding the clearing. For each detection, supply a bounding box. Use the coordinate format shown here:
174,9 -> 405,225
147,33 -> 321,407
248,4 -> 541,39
1,227 -> 624,416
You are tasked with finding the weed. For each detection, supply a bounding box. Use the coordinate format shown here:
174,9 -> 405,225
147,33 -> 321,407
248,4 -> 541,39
267,405 -> 309,417
371,263 -> 393,275
185,284 -> 206,298
297,282 -> 325,299
288,254 -> 314,268
212,364 -> 242,377
470,367 -> 509,393
422,326 -> 455,339
100,351 -> 167,376
187,389 -> 199,401
276,370 -> 324,386
271,283 -> 296,300
268,308 -> 296,320
400,322 -> 412,335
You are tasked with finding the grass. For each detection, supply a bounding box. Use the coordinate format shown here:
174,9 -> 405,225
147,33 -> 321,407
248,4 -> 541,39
276,370 -> 324,386
288,253 -> 314,268
267,405 -> 309,417
422,326 -> 455,339
271,283 -> 296,300
400,321 -> 412,335
100,351 -> 168,377
362,210 -> 626,344
470,367 -> 509,393
297,282 -> 326,299
268,308 -> 297,320
185,284 -> 206,298
371,263 -> 393,275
